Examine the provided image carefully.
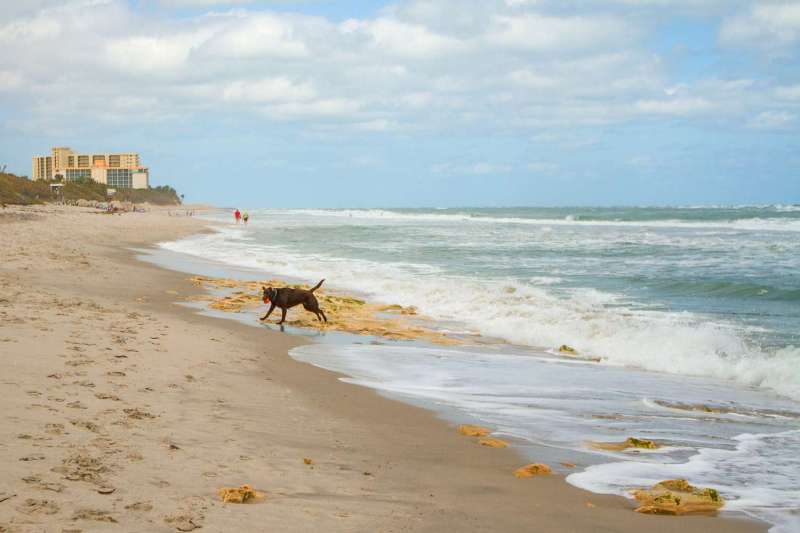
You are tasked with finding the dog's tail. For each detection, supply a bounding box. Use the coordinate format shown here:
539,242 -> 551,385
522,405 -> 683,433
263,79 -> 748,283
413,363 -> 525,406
309,279 -> 325,293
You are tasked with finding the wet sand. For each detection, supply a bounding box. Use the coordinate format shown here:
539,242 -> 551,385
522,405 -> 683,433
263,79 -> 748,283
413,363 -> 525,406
0,205 -> 766,532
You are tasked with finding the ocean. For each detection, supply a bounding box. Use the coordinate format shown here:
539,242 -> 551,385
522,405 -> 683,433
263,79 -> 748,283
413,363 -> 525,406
159,206 -> 800,531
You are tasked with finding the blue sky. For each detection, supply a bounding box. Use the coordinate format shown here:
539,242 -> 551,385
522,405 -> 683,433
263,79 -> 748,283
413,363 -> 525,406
0,0 -> 798,207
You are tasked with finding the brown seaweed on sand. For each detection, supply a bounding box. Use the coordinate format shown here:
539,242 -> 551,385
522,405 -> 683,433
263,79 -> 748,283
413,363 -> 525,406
218,484 -> 265,503
457,424 -> 492,437
189,275 -> 460,345
631,479 -> 724,515
514,463 -> 552,477
478,437 -> 509,448
588,437 -> 660,451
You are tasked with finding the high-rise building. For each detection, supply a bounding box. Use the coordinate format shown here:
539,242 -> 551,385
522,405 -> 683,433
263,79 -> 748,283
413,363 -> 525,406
32,147 -> 149,189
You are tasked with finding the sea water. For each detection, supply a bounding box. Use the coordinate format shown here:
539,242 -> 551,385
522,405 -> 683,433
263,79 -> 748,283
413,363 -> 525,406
160,206 -> 800,530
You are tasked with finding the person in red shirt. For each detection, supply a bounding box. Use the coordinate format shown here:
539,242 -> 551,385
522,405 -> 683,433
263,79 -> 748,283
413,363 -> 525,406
234,208 -> 241,224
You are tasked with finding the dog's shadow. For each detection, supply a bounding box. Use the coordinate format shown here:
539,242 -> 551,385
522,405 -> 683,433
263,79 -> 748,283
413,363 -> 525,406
260,322 -> 327,337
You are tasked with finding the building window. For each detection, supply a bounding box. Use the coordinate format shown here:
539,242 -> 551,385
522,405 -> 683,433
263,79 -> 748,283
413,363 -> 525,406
107,168 -> 132,188
65,169 -> 91,181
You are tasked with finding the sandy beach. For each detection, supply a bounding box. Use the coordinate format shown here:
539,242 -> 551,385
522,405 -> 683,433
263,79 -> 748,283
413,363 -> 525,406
0,205 -> 767,532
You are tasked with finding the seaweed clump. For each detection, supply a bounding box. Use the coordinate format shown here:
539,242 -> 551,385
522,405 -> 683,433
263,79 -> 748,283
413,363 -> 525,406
632,479 -> 724,515
589,437 -> 660,451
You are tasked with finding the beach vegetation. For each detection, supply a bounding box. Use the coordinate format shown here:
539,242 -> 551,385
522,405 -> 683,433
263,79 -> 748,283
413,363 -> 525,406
0,171 -> 52,205
113,185 -> 181,205
0,171 -> 182,206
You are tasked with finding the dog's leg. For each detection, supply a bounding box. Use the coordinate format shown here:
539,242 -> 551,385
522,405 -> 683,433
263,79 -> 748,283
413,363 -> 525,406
319,309 -> 327,323
260,303 -> 275,321
303,301 -> 323,322
278,307 -> 287,325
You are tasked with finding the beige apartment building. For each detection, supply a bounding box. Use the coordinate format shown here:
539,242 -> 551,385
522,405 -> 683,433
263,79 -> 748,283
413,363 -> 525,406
32,147 -> 149,189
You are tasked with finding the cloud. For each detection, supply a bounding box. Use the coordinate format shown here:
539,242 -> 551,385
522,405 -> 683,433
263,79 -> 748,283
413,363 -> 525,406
156,0 -> 256,6
527,162 -> 559,173
433,162 -> 513,175
105,32 -> 207,72
775,85 -> 800,101
720,2 -> 800,49
0,70 -> 24,91
748,110 -> 796,130
342,17 -> 468,58
0,0 -> 795,136
222,77 -> 316,103
487,13 -> 635,52
634,97 -> 714,116
197,12 -> 312,59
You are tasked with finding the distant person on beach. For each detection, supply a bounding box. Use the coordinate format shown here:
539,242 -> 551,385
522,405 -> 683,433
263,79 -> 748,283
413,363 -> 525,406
242,211 -> 249,226
234,208 -> 241,224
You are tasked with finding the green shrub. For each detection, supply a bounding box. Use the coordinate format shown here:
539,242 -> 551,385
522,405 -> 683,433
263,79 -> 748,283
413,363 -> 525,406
113,185 -> 181,205
0,172 -> 53,204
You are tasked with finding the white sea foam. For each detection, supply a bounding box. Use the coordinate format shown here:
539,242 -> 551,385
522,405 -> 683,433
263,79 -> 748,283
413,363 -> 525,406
568,430 -> 800,532
161,226 -> 800,401
275,208 -> 800,232
288,341 -> 800,532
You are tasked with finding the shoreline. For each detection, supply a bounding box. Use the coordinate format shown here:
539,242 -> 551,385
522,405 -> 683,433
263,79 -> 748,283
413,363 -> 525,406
0,205 -> 767,531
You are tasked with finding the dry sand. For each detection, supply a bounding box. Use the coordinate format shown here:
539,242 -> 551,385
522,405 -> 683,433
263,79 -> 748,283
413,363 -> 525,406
0,205 -> 766,532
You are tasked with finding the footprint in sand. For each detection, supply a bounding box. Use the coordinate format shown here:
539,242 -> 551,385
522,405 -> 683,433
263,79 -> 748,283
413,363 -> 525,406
71,509 -> 117,523
55,452 -> 108,483
45,423 -> 65,435
94,392 -> 121,401
18,454 -> 46,462
125,501 -> 153,512
165,513 -> 202,532
70,419 -> 101,433
22,475 -> 66,493
65,359 -> 94,367
123,408 -> 156,420
16,498 -> 60,515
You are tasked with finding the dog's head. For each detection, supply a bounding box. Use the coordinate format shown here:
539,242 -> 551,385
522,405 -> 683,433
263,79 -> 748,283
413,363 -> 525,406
262,286 -> 276,304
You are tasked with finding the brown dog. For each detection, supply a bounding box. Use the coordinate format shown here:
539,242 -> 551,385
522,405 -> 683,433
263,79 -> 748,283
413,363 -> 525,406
260,279 -> 327,324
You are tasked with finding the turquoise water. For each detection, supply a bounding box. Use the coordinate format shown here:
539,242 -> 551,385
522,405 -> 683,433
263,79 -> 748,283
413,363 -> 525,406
161,205 -> 800,530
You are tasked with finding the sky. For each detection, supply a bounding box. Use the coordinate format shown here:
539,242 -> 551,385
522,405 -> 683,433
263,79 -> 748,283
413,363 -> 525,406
0,0 -> 798,207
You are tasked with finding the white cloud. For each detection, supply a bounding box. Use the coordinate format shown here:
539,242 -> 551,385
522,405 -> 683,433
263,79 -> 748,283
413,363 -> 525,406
433,162 -> 513,175
527,162 -> 559,173
342,17 -> 467,58
720,2 -> 800,49
0,0 -> 794,135
634,97 -> 713,116
222,77 -> 316,103
198,13 -> 311,58
105,33 -> 205,72
487,13 -> 635,52
266,98 -> 362,119
749,110 -> 796,130
157,0 -> 256,6
0,70 -> 24,91
775,85 -> 800,101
